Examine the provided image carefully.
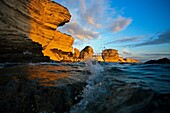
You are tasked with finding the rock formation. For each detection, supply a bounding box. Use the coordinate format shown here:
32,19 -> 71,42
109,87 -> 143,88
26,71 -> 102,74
93,55 -> 104,62
125,58 -> 140,63
80,46 -> 94,59
73,48 -> 80,58
0,0 -> 74,62
101,49 -> 140,63
0,64 -> 87,113
102,49 -> 119,62
118,57 -> 126,62
145,57 -> 170,64
28,0 -> 74,61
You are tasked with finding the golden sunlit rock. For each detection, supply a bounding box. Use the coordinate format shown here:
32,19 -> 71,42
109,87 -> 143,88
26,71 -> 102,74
125,58 -> 140,63
0,0 -> 74,62
102,49 -> 119,62
80,46 -> 94,59
102,49 -> 140,63
28,0 -> 74,61
0,0 -> 50,62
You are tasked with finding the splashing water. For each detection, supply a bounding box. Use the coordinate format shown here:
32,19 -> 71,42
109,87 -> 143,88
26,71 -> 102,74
69,63 -> 170,113
1,62 -> 170,113
69,59 -> 105,113
84,58 -> 104,74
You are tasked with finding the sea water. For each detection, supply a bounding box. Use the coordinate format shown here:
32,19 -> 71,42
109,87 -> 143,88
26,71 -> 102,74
0,61 -> 170,113
69,61 -> 170,113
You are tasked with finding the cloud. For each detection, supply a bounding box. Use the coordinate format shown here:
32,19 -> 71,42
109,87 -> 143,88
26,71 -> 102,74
121,47 -> 132,55
79,0 -> 105,28
55,0 -> 132,40
109,16 -> 132,33
133,30 -> 170,47
104,36 -> 144,45
61,21 -> 99,40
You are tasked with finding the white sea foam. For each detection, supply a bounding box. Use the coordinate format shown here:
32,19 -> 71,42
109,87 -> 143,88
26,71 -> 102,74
84,58 -> 104,74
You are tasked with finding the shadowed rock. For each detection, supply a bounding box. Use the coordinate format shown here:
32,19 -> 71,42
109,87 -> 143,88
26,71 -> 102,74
145,58 -> 170,64
0,64 -> 88,113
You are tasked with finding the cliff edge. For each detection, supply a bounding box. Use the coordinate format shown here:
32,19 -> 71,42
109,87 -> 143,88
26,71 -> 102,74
0,0 -> 74,62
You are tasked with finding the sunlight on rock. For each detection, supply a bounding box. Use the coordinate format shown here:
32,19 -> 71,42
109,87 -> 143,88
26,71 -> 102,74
28,0 -> 74,61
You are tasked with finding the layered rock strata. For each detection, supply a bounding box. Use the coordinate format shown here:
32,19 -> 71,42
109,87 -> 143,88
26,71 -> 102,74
0,0 -> 74,62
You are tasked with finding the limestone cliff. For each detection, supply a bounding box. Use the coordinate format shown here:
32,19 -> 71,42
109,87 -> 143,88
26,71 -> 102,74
0,0 -> 74,62
28,0 -> 74,61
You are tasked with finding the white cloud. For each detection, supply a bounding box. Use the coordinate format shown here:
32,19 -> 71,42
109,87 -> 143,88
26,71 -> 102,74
132,30 -> 170,47
61,21 -> 99,40
78,0 -> 105,28
121,47 -> 131,55
55,0 -> 132,40
109,16 -> 132,33
104,36 -> 144,45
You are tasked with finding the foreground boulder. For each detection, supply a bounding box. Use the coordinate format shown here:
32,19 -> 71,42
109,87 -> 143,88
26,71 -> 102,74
0,64 -> 88,113
80,46 -> 94,59
0,0 -> 74,62
145,58 -> 170,64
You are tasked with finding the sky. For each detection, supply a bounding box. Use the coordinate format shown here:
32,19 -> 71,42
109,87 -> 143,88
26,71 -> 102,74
54,0 -> 170,61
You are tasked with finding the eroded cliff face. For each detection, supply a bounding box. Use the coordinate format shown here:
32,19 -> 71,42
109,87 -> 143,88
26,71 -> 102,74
0,0 -> 74,62
28,0 -> 74,61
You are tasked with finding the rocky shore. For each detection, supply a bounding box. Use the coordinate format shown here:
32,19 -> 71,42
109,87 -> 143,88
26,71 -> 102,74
0,63 -> 88,113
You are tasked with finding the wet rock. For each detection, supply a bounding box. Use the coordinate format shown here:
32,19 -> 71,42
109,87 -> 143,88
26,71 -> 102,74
0,64 -> 87,113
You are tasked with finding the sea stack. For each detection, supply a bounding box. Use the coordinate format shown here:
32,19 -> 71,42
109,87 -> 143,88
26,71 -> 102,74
80,46 -> 94,59
101,49 -> 140,63
102,49 -> 119,62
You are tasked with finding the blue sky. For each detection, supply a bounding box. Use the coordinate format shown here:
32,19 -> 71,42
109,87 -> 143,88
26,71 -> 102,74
54,0 -> 170,61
